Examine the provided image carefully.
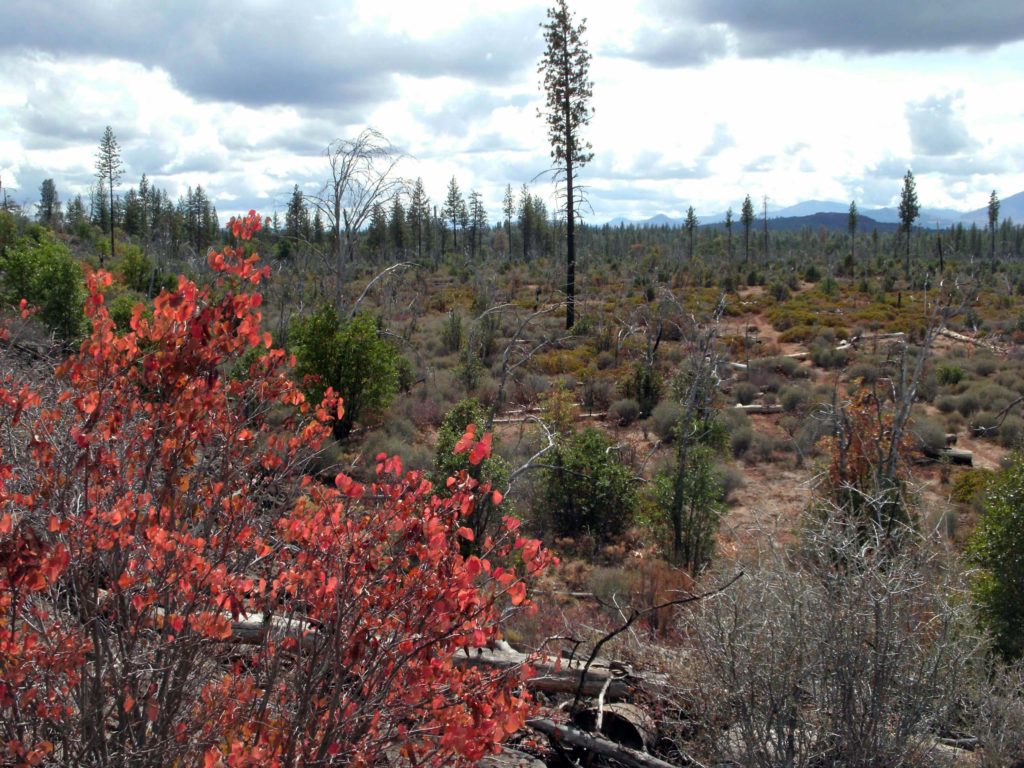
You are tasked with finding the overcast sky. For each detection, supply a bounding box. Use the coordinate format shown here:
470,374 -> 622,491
2,0 -> 1023,224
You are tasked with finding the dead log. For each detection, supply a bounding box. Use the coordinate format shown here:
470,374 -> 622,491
732,403 -> 783,415
941,448 -> 973,466
918,447 -> 973,466
476,747 -> 546,768
455,645 -> 667,699
939,328 -> 1004,354
527,718 -> 706,768
571,702 -> 656,752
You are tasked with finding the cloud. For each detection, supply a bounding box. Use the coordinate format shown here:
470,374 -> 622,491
0,1 -> 540,110
685,0 -> 1024,56
607,22 -> 729,68
905,92 -> 977,156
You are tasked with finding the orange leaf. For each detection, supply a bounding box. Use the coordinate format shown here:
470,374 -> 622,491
456,527 -> 475,542
491,490 -> 503,505
468,433 -> 492,466
508,581 -> 527,606
454,424 -> 477,455
123,695 -> 135,713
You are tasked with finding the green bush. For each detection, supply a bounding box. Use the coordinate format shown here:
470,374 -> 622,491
290,305 -> 400,439
540,427 -> 637,545
116,244 -> 156,294
650,400 -> 682,442
621,363 -> 662,418
936,364 -> 965,386
734,382 -> 758,405
0,231 -> 84,341
608,398 -> 640,427
433,398 -> 510,548
968,455 -> 1024,659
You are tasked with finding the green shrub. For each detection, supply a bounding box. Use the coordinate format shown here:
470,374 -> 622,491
951,469 -> 994,505
780,385 -> 808,413
998,416 -> 1024,449
729,425 -> 754,458
650,400 -> 682,442
968,455 -> 1024,659
0,231 -> 84,341
116,244 -> 156,294
972,355 -> 998,377
441,310 -> 463,353
734,382 -> 758,406
540,427 -> 637,545
911,416 -> 948,454
433,398 -> 510,547
290,306 -> 400,439
936,364 -> 965,386
621,363 -> 662,418
608,398 -> 640,427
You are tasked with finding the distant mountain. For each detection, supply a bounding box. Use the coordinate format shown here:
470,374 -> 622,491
761,212 -> 898,233
607,191 -> 1023,231
960,190 -> 1024,226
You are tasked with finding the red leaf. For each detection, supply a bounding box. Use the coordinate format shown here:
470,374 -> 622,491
454,424 -> 477,454
508,581 -> 527,606
456,527 -> 475,542
468,433 -> 492,466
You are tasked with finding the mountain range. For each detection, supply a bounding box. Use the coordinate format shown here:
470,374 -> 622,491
607,190 -> 1024,231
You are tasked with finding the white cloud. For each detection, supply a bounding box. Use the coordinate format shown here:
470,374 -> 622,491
1,2 -> 1022,220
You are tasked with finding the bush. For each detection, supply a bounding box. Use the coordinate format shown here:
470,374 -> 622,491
998,415 -> 1024,449
608,398 -> 641,427
0,230 -> 85,341
779,385 -> 808,413
290,306 -> 400,439
433,398 -> 510,545
621,363 -> 662,418
540,427 -> 638,545
441,309 -> 463,353
734,381 -> 758,405
911,416 -> 948,454
972,355 -> 999,377
0,219 -> 550,766
936,363 -> 966,386
650,400 -> 682,442
968,454 -> 1024,659
696,519 -> 978,767
729,425 -> 754,458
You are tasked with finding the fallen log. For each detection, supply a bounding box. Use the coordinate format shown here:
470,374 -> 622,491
527,718 -> 706,768
918,447 -> 973,466
456,644 -> 667,699
939,328 -> 1004,354
572,702 -> 656,752
476,747 -> 546,767
733,403 -> 783,415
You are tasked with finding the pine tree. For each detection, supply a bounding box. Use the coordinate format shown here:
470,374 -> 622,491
37,179 -> 59,226
724,208 -> 734,262
502,184 -> 515,260
741,195 -> 755,263
988,189 -> 1000,262
442,177 -> 463,252
684,205 -> 698,259
848,200 -> 858,263
285,184 -> 308,241
898,170 -> 919,278
468,190 -> 487,259
539,0 -> 593,329
95,126 -> 124,264
409,178 -> 429,261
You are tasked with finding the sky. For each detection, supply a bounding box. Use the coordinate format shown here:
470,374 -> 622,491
1,0 -> 1023,224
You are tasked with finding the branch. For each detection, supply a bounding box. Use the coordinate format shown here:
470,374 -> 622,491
526,718 -> 707,768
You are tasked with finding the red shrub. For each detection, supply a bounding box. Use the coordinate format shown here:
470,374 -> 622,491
0,212 -> 552,767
